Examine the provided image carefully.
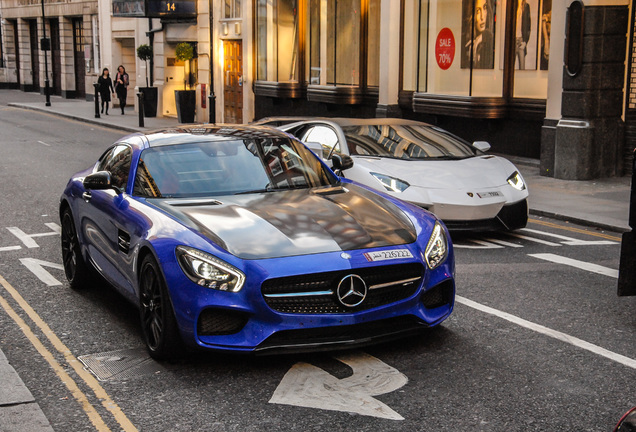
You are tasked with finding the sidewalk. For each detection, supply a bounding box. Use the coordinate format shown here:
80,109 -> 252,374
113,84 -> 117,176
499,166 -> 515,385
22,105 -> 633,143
0,89 -> 633,431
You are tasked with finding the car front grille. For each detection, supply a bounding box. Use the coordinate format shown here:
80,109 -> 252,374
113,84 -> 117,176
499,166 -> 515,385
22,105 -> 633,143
261,263 -> 423,314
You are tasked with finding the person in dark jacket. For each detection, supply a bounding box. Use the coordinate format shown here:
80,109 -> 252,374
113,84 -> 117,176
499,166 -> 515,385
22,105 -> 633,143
97,68 -> 114,115
114,65 -> 129,115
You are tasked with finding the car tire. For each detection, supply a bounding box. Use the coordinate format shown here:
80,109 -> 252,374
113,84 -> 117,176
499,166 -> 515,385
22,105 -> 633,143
139,254 -> 183,360
61,208 -> 92,290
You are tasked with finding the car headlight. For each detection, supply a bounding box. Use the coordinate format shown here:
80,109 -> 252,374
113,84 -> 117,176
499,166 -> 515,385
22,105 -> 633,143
507,171 -> 526,191
425,222 -> 448,270
176,246 -> 245,292
370,172 -> 410,192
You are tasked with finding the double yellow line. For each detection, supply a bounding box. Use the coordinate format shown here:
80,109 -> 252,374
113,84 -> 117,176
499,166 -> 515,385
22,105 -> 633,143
0,274 -> 137,432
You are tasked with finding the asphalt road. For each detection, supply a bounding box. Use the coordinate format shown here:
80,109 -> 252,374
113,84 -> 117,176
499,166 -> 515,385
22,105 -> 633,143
0,104 -> 634,432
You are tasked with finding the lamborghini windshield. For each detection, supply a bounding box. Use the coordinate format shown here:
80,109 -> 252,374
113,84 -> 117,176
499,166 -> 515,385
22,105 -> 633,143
133,137 -> 337,198
342,124 -> 478,160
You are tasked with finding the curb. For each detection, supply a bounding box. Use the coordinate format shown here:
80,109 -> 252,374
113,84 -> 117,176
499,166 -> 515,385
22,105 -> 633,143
8,102 -> 142,133
529,209 -> 629,234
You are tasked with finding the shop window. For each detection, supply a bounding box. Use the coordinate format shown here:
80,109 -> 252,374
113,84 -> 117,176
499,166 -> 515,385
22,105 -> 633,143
307,0 -> 378,88
512,0 -> 551,98
225,0 -> 241,18
403,0 -> 550,115
256,0 -> 300,82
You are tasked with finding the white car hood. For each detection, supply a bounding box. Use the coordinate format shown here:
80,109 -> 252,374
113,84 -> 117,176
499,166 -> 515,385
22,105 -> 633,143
354,155 -> 515,190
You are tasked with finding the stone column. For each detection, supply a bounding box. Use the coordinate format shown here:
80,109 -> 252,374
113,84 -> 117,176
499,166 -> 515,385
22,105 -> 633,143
553,4 -> 628,180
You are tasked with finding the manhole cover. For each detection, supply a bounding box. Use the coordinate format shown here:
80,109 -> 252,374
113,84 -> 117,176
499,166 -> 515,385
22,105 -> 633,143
78,348 -> 166,381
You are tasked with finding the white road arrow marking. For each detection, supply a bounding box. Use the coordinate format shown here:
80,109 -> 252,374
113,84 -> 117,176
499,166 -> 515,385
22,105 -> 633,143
19,258 -> 64,286
270,351 -> 407,420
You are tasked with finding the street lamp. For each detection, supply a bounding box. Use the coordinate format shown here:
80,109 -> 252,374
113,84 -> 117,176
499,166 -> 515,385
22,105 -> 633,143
40,0 -> 51,106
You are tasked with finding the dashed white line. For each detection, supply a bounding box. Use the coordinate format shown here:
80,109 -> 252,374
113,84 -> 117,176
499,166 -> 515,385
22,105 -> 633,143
528,253 -> 619,278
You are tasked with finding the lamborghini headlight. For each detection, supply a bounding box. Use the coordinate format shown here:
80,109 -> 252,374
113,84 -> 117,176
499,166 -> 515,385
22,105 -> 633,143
507,171 -> 526,191
425,222 -> 448,270
370,172 -> 410,193
177,246 -> 245,292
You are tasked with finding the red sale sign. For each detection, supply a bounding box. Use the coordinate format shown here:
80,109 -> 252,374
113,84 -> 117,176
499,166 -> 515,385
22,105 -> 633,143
435,28 -> 455,70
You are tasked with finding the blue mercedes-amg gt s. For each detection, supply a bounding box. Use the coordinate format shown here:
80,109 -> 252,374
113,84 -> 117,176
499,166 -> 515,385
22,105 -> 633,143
60,125 -> 455,359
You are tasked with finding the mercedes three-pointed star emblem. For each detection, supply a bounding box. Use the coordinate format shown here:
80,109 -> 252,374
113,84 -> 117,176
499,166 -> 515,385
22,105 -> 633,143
336,274 -> 368,308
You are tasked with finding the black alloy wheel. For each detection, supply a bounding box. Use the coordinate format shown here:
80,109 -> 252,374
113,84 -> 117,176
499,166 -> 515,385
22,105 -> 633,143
61,208 -> 91,289
139,254 -> 182,360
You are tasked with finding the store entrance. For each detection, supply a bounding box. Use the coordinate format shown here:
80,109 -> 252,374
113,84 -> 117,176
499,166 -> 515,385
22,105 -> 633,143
223,40 -> 243,124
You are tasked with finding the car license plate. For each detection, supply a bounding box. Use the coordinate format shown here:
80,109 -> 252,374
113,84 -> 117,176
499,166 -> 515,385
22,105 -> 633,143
364,249 -> 414,262
477,191 -> 502,198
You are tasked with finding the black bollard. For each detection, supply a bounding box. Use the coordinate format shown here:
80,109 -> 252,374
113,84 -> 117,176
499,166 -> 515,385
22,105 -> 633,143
208,93 -> 216,124
93,83 -> 100,118
137,92 -> 145,128
618,148 -> 636,296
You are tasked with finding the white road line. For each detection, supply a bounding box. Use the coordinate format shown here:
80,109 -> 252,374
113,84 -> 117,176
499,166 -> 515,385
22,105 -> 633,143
484,238 -> 524,248
521,228 -> 616,246
0,246 -> 21,252
453,239 -> 504,249
456,296 -> 636,370
528,253 -> 619,278
506,232 -> 562,247
37,140 -> 51,146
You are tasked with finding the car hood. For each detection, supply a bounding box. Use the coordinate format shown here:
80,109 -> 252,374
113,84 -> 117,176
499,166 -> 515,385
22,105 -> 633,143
151,184 -> 417,260
355,155 -> 514,189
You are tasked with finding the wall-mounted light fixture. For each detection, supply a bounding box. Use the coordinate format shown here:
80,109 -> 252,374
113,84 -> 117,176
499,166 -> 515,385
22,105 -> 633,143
234,22 -> 241,36
222,22 -> 228,36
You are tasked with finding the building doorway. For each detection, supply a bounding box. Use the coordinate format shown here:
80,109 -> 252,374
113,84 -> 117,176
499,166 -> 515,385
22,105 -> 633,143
72,18 -> 85,99
13,22 -> 21,86
28,20 -> 40,92
223,40 -> 243,124
50,18 -> 61,95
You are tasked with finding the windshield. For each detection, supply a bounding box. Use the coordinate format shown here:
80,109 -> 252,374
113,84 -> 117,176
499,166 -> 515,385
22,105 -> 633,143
133,137 -> 337,198
341,124 -> 478,160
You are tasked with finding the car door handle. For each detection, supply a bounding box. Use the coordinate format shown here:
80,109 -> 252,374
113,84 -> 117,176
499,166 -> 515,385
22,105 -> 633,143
82,191 -> 92,201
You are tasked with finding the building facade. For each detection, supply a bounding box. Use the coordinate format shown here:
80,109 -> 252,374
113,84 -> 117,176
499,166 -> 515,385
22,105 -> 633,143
0,0 -> 100,98
0,0 -> 633,180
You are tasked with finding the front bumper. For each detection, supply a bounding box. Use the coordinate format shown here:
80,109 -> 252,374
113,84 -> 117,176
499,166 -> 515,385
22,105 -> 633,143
165,244 -> 455,353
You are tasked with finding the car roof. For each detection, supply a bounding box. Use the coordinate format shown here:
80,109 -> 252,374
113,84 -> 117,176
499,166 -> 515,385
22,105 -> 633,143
124,124 -> 293,148
254,117 -> 432,128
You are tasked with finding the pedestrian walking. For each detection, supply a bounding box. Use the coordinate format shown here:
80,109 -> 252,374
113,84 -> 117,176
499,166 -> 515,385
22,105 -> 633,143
97,68 -> 114,115
114,65 -> 129,115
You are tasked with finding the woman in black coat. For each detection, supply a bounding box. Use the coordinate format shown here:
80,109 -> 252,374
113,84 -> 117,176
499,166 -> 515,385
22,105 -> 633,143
114,65 -> 130,115
97,68 -> 114,115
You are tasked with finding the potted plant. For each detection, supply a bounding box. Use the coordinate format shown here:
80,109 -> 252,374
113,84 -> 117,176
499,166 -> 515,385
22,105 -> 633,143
174,42 -> 196,123
136,44 -> 157,117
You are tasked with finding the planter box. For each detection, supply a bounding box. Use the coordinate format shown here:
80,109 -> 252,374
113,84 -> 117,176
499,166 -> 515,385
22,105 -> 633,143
175,90 -> 196,123
139,87 -> 158,117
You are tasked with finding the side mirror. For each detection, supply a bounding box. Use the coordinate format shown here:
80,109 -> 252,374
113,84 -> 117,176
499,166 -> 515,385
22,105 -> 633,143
473,141 -> 491,152
331,153 -> 354,172
83,171 -> 114,191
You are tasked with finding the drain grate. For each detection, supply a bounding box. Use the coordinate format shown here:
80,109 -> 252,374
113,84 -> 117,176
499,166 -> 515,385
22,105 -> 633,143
78,348 -> 166,382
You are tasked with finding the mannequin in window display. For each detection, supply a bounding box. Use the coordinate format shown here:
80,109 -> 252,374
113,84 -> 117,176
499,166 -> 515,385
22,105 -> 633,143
515,0 -> 531,69
462,0 -> 494,69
